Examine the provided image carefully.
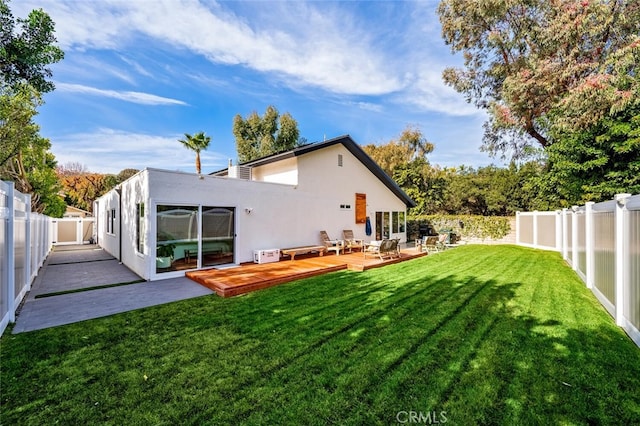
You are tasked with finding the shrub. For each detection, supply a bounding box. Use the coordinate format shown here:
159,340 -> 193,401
407,215 -> 511,241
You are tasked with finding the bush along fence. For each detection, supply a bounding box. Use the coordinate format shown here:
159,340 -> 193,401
516,193 -> 640,347
407,215 -> 513,243
0,181 -> 52,337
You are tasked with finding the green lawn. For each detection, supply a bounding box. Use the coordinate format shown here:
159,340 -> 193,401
2,245 -> 639,425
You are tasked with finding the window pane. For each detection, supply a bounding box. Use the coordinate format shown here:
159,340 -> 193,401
202,207 -> 235,267
136,203 -> 145,254
156,205 -> 198,273
383,212 -> 390,238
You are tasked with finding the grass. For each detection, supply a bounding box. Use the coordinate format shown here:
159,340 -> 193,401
1,245 -> 639,425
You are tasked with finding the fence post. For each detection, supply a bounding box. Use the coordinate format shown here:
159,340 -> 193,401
515,211 -> 521,245
6,182 -> 15,323
571,207 -> 579,272
585,202 -> 595,289
533,210 -> 539,248
555,210 -> 562,252
24,194 -> 32,293
561,209 -> 569,260
76,218 -> 83,244
615,194 -> 631,327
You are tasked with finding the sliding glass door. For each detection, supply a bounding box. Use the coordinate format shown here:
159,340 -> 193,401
156,205 -> 198,273
202,207 -> 235,267
155,204 -> 235,274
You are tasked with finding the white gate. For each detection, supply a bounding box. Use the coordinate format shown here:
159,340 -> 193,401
52,217 -> 96,245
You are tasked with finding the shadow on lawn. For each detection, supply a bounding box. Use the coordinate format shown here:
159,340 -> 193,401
221,270 -> 640,425
2,255 -> 639,425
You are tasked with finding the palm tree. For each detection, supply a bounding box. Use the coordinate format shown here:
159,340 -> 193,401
178,131 -> 211,174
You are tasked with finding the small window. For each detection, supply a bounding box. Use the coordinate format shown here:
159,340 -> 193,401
107,208 -> 116,234
338,154 -> 343,167
136,202 -> 145,253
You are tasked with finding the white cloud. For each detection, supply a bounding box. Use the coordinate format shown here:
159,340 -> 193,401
51,129 -> 227,174
401,69 -> 482,117
19,0 -> 404,96
118,55 -> 154,78
56,83 -> 188,106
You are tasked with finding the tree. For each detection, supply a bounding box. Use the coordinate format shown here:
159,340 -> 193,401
0,0 -> 64,93
393,159 -> 451,216
361,126 -> 434,178
178,131 -> 211,174
542,105 -> 640,204
0,83 -> 41,167
56,161 -> 88,176
438,0 -> 640,158
116,168 -> 140,183
59,173 -> 116,212
233,105 -> 301,163
0,1 -> 64,216
0,83 -> 64,216
363,126 -> 438,215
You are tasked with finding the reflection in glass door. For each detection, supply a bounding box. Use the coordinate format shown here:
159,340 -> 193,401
156,205 -> 198,273
375,211 -> 390,241
202,207 -> 235,267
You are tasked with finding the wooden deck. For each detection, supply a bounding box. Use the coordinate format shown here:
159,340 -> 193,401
186,247 -> 427,297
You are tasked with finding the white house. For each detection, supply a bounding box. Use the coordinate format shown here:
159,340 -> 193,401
94,135 -> 415,281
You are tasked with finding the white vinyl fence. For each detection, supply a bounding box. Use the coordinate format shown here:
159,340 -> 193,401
0,181 -> 52,336
516,193 -> 640,347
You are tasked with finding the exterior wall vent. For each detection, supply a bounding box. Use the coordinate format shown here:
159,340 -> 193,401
228,165 -> 252,180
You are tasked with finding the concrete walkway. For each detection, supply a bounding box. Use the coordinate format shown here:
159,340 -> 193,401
13,245 -> 214,333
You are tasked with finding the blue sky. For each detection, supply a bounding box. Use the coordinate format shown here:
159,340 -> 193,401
16,0 -> 499,175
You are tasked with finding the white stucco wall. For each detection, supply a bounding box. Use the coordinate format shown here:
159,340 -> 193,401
95,140 -> 410,281
251,157 -> 298,184
95,187 -> 120,260
94,170 -> 149,279
295,144 -> 406,242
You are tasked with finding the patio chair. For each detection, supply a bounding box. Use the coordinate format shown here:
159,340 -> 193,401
415,236 -> 429,252
342,230 -> 364,253
364,239 -> 386,260
320,231 -> 344,255
383,238 -> 401,258
390,238 -> 401,258
423,236 -> 440,253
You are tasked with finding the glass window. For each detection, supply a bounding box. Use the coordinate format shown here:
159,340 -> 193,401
107,209 -> 116,234
136,202 -> 145,254
392,211 -> 405,233
383,212 -> 390,238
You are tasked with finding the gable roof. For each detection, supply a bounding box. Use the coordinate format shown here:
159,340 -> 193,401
212,135 -> 416,208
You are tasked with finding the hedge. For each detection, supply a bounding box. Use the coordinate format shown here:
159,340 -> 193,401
407,215 -> 512,241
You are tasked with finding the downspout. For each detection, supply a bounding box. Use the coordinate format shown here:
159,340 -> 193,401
115,185 -> 122,263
